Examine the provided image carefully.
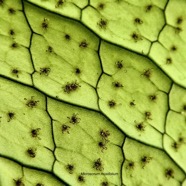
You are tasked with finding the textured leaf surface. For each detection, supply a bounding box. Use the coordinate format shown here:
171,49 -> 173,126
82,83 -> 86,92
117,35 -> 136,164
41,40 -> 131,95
0,0 -> 186,186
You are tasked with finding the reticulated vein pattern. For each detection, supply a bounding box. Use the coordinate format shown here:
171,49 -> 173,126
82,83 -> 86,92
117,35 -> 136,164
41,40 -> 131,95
0,0 -> 186,186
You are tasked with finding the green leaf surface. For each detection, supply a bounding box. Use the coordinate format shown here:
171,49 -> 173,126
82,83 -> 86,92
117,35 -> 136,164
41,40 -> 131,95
0,0 -> 186,185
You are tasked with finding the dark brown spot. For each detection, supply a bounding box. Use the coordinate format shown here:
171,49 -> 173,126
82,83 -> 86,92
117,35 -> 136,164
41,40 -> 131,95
145,111 -> 152,120
166,57 -> 172,64
98,3 -> 105,10
136,122 -> 145,131
31,128 -> 41,138
141,156 -> 152,168
170,45 -> 177,51
40,67 -> 51,76
68,113 -> 80,124
75,68 -> 81,74
78,175 -> 85,182
101,181 -> 109,186
98,19 -> 107,28
177,17 -> 183,24
46,46 -> 53,53
130,100 -> 135,107
7,112 -> 14,122
134,18 -> 143,24
42,18 -> 48,29
12,69 -> 19,77
131,32 -> 142,42
79,40 -> 88,48
66,164 -> 74,174
98,141 -> 107,152
98,141 -> 104,147
115,61 -> 123,69
64,81 -> 81,93
100,130 -> 110,143
12,69 -> 19,74
178,137 -> 184,143
149,95 -> 157,101
9,29 -> 15,36
108,100 -> 116,108
142,69 -> 152,78
127,161 -> 135,169
93,158 -> 103,171
36,184 -> 44,186
27,148 -> 36,158
172,141 -> 179,150
62,124 -> 70,134
55,0 -> 64,8
175,27 -> 182,33
25,97 -> 39,108
8,8 -> 16,14
146,5 -> 152,12
165,168 -> 174,179
14,178 -> 25,186
65,34 -> 70,40
183,105 -> 186,111
112,81 -> 123,88
11,42 -> 18,48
